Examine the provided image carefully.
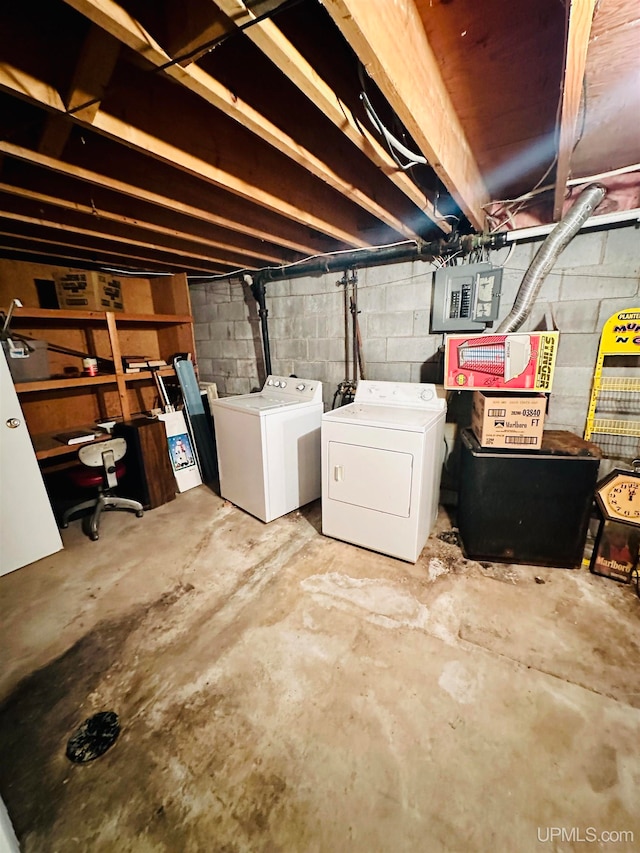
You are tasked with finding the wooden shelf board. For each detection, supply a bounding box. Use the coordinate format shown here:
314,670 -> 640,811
115,313 -> 193,324
16,373 -> 119,393
10,307 -> 107,322
17,365 -> 178,393
8,307 -> 192,324
123,367 -> 176,382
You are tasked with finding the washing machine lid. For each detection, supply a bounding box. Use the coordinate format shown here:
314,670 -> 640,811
213,393 -> 302,413
212,375 -> 323,415
323,402 -> 443,431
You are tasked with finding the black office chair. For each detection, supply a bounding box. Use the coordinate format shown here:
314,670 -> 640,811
61,437 -> 144,540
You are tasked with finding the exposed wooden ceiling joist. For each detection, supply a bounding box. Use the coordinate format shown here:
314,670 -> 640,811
63,24 -> 120,123
39,23 -> 120,160
0,141 -> 326,258
553,0 -> 597,218
0,63 -> 374,247
0,210 -> 240,273
0,0 -> 638,278
320,0 -> 489,231
210,0 -> 451,234
164,0 -> 233,65
0,228 -> 223,273
0,185 -> 278,267
62,0 -> 423,242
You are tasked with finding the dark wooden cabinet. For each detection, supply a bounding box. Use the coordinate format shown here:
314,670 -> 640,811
114,418 -> 176,509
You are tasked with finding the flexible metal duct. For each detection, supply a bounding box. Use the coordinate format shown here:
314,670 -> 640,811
496,184 -> 606,333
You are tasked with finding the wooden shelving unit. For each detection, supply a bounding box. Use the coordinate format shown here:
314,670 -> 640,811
3,272 -> 195,460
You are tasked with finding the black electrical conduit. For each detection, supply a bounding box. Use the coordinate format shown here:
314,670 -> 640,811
261,232 -> 506,284
249,275 -> 273,376
245,231 -> 508,374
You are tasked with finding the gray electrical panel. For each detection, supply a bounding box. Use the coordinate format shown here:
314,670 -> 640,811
430,262 -> 502,333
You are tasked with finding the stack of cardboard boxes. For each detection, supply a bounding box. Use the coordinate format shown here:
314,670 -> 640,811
444,330 -> 603,569
444,331 -> 559,448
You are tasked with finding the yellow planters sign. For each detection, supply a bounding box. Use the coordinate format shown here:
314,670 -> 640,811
599,309 -> 640,355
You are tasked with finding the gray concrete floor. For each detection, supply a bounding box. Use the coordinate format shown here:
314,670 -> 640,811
1,487 -> 639,853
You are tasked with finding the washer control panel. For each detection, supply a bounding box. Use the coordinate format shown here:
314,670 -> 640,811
263,375 -> 323,402
354,380 -> 445,410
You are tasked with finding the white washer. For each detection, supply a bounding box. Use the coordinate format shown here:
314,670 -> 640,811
321,380 -> 446,562
210,375 -> 323,522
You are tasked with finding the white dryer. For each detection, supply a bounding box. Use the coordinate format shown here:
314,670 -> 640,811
210,375 -> 323,522
321,381 -> 446,562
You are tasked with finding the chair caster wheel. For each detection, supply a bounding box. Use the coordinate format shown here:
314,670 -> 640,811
90,532 -> 99,541
61,522 -> 68,529
136,510 -> 144,518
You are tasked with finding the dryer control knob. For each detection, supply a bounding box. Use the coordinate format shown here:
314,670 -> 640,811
280,380 -> 287,388
274,380 -> 281,387
267,378 -> 274,385
420,388 -> 434,401
296,383 -> 305,391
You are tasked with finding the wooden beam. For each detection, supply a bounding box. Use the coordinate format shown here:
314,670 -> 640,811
0,58 -> 373,247
0,234 -> 226,274
91,110 -> 370,246
0,65 -> 65,112
67,23 -> 121,121
320,0 -> 489,230
553,0 -> 597,219
0,209 -> 248,269
62,0 -> 420,240
164,0 -> 233,65
39,116 -> 75,160
39,24 -> 121,158
0,183 -> 283,265
212,0 -> 451,233
0,143 -> 320,258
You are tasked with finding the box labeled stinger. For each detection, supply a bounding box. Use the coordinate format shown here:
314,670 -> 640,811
444,331 -> 559,391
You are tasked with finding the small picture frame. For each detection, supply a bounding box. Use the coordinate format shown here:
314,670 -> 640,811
590,519 -> 640,584
167,433 -> 197,472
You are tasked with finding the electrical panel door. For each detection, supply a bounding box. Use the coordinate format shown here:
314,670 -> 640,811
431,263 -> 502,332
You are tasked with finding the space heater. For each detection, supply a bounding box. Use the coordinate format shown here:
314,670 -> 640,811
457,334 -> 532,382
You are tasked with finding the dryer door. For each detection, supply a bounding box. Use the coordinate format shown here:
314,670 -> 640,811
327,441 -> 413,517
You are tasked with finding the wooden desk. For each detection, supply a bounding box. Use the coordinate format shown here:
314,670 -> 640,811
32,427 -> 113,462
37,420 -> 176,512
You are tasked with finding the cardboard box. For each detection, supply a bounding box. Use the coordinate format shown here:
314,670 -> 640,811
55,270 -> 124,311
444,331 -> 558,391
471,391 -> 546,449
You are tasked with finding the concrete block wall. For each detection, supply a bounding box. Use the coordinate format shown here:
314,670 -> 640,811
192,222 -> 640,438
